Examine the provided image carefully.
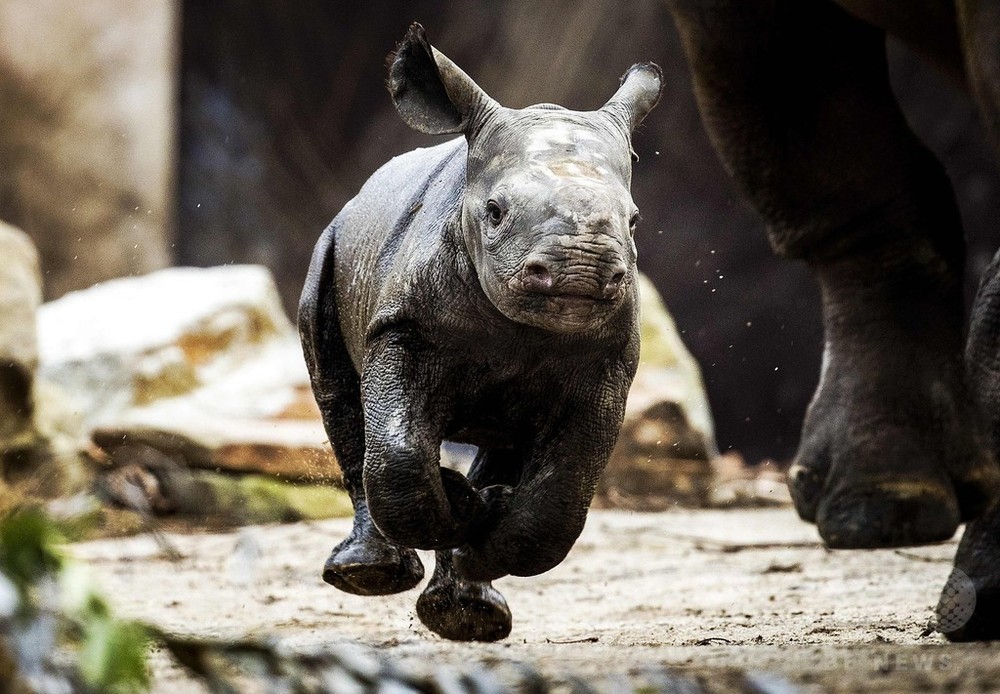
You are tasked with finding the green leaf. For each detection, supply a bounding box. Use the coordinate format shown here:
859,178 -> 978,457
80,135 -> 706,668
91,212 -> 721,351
80,617 -> 150,693
0,507 -> 65,593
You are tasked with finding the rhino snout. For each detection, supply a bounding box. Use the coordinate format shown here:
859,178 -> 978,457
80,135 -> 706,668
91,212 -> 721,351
517,253 -> 629,301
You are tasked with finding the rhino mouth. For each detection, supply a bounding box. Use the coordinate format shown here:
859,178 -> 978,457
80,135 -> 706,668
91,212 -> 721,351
488,268 -> 631,332
506,288 -> 626,333
547,293 -> 615,308
542,293 -> 617,321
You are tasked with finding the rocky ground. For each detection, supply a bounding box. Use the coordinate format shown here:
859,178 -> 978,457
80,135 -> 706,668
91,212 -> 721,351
71,507 -> 1000,692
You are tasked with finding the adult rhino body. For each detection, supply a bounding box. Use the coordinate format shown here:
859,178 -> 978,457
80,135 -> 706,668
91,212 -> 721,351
299,24 -> 661,641
663,0 -> 1000,639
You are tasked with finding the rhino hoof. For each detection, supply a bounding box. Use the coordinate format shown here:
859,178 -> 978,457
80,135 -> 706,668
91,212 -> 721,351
937,501 -> 1000,642
788,392 -> 998,548
938,582 -> 1000,642
416,577 -> 512,642
813,481 -> 961,549
323,534 -> 424,596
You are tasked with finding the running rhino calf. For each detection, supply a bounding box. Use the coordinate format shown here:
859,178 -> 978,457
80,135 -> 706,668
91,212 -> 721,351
299,24 -> 661,641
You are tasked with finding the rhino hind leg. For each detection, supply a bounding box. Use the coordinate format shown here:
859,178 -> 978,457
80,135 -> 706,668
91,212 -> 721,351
300,226 -> 424,596
312,335 -> 425,595
414,446 -> 521,640
416,549 -> 511,642
788,247 -> 999,548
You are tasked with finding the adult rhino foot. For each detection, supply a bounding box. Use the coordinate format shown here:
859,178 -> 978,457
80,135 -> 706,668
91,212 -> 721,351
322,527 -> 424,596
788,358 -> 999,549
416,552 -> 512,642
791,241 -> 1000,549
936,499 -> 1000,641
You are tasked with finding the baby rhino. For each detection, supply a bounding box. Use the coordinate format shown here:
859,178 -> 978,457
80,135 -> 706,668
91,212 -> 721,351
299,23 -> 661,641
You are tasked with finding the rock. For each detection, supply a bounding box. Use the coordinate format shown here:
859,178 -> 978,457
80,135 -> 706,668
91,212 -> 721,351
708,453 -> 792,507
38,265 -> 297,429
95,444 -> 350,526
596,274 -> 719,509
37,265 -> 339,483
0,222 -> 95,499
0,0 -> 174,299
92,415 -> 336,483
634,273 -> 716,449
0,222 -> 41,453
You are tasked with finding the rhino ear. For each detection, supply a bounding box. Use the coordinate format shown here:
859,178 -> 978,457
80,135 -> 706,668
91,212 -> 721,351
388,23 -> 493,135
600,63 -> 663,133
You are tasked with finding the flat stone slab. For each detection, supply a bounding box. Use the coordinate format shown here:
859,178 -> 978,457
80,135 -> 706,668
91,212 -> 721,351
93,417 -> 336,483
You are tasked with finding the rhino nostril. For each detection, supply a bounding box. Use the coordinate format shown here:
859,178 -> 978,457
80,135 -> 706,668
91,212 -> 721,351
604,270 -> 626,296
523,262 -> 553,293
526,262 -> 550,279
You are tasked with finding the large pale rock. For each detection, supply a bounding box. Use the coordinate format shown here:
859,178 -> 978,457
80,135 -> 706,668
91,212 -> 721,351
0,0 -> 176,299
0,222 -> 42,451
90,339 -> 336,483
37,265 -> 335,483
38,265 -> 295,427
597,274 -> 719,508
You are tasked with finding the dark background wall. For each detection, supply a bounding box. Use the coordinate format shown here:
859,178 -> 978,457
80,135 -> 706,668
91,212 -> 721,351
177,0 -> 1000,463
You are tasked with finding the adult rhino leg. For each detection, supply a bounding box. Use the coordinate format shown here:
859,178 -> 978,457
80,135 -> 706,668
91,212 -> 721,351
939,499 -> 1000,642
938,0 -> 1000,641
938,251 -> 1000,641
416,448 -> 518,642
667,0 -> 999,547
298,226 -> 423,596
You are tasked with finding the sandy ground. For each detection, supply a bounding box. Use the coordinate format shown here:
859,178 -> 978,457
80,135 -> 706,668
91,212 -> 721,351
71,508 -> 1000,692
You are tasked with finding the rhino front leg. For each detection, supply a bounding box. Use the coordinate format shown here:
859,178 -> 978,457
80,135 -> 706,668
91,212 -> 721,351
361,330 -> 484,551
667,0 -> 999,547
453,362 -> 632,582
416,448 -> 520,641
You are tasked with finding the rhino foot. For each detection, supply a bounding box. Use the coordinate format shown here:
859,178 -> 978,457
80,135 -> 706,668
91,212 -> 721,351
322,525 -> 424,596
937,499 -> 1000,641
788,351 -> 999,549
416,552 -> 512,642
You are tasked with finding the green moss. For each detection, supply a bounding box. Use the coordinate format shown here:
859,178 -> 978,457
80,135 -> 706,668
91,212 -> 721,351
637,273 -> 686,368
195,471 -> 352,525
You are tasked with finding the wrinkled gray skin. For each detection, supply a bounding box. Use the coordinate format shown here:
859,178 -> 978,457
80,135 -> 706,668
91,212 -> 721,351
299,23 -> 661,641
663,0 -> 1000,640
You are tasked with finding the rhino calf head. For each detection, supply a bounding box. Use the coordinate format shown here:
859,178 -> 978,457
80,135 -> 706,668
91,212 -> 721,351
389,24 -> 661,333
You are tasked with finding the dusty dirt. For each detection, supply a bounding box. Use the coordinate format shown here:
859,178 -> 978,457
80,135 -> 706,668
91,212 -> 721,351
71,508 -> 1000,692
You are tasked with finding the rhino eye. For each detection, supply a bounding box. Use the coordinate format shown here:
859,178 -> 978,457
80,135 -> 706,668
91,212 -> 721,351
629,211 -> 641,233
485,200 -> 505,226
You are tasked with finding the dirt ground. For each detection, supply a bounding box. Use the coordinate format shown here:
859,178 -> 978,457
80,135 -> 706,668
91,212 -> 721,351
71,508 -> 1000,692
